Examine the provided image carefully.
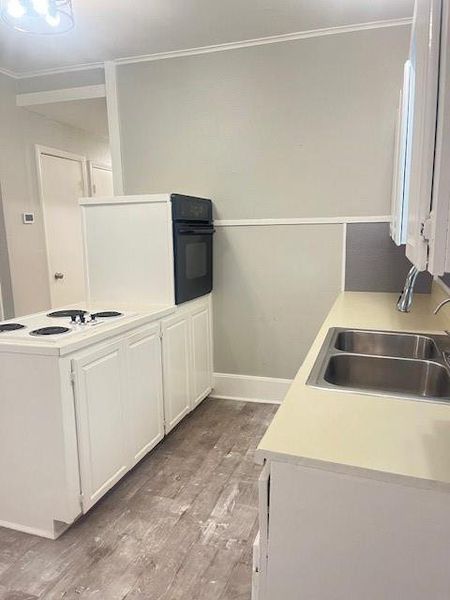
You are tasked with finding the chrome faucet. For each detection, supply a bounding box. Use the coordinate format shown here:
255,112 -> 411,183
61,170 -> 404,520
397,265 -> 420,313
434,298 -> 450,315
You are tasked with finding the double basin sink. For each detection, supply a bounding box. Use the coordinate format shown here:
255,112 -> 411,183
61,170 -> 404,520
307,328 -> 450,402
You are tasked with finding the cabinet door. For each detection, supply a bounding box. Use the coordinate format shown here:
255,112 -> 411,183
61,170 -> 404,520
405,0 -> 441,270
429,0 -> 450,274
161,313 -> 191,433
72,342 -> 129,512
126,324 -> 164,466
191,302 -> 213,408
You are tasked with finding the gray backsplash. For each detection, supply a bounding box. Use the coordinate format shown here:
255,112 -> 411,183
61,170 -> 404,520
440,274 -> 450,289
345,222 -> 432,293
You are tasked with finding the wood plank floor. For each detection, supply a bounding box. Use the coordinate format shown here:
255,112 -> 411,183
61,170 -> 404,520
0,398 -> 278,600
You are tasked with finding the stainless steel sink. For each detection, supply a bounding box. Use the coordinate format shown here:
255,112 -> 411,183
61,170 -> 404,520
307,328 -> 450,402
334,330 -> 439,360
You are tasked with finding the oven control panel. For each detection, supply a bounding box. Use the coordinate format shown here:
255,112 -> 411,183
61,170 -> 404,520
171,194 -> 212,222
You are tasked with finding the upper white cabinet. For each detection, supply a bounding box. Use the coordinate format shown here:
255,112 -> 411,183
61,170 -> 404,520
72,341 -> 129,512
126,324 -> 164,466
191,302 -> 213,408
394,0 -> 450,275
405,0 -> 441,272
429,0 -> 450,274
161,312 -> 192,433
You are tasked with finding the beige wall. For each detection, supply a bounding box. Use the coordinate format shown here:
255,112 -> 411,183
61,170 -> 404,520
116,25 -> 409,378
0,72 -> 111,317
213,225 -> 343,378
118,26 -> 409,219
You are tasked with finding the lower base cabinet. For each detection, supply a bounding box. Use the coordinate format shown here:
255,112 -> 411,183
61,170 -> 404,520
73,323 -> 165,512
73,341 -> 130,512
190,302 -> 214,408
73,295 -> 213,514
161,296 -> 213,433
255,459 -> 450,600
0,296 -> 213,539
126,324 -> 165,466
161,313 -> 192,432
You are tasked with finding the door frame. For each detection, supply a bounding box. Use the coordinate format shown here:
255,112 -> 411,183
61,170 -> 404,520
87,160 -> 113,197
35,144 -> 89,306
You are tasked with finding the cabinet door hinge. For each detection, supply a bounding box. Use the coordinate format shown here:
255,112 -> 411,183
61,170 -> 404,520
79,493 -> 84,510
70,371 -> 76,386
421,217 -> 433,242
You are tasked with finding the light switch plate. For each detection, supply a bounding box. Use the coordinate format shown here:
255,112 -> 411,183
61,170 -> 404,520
22,212 -> 34,224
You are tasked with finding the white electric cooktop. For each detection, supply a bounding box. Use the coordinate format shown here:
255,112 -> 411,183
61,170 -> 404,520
0,307 -> 133,344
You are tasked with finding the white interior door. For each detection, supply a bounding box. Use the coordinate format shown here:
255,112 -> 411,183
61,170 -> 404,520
89,163 -> 113,197
39,150 -> 87,308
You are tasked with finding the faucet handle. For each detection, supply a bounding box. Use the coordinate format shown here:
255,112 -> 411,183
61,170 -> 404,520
434,298 -> 450,315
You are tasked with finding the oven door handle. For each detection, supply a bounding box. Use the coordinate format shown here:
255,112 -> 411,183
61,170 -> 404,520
177,228 -> 216,235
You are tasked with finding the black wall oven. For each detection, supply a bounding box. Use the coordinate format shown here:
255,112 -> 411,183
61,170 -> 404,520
171,194 -> 215,305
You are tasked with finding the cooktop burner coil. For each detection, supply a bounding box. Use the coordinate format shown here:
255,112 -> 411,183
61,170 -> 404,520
47,309 -> 88,318
91,311 -> 123,318
0,323 -> 26,332
30,326 -> 71,336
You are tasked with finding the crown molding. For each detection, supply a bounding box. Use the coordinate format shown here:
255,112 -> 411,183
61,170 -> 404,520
0,16 -> 412,79
7,61 -> 105,80
113,17 -> 413,66
0,66 -> 18,79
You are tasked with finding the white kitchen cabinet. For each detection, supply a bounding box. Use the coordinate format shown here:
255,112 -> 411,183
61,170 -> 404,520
190,301 -> 213,407
255,460 -> 450,600
0,297 -> 213,538
72,341 -> 130,512
162,297 -> 214,432
393,0 -> 450,275
161,312 -> 192,433
126,324 -> 164,466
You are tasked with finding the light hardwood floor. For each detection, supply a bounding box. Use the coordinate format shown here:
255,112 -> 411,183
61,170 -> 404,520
0,398 -> 278,600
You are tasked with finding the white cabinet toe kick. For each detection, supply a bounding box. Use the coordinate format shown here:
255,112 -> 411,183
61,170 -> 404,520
0,296 -> 213,538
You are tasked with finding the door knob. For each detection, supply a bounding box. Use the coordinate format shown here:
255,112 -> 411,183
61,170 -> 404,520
54,272 -> 64,280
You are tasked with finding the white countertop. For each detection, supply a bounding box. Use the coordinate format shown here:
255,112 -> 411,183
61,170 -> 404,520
256,287 -> 450,490
0,302 -> 176,356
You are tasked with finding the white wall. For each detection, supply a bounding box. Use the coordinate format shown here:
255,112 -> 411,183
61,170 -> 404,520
0,72 -> 111,317
115,25 -> 410,379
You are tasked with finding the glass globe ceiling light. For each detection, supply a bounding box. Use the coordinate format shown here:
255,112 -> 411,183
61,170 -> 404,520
1,0 -> 74,34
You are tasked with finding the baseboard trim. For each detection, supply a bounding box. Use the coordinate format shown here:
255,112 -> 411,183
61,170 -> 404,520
0,519 -> 57,539
210,372 -> 292,404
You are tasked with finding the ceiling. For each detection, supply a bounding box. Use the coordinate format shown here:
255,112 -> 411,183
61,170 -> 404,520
24,97 -> 109,139
0,0 -> 414,77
